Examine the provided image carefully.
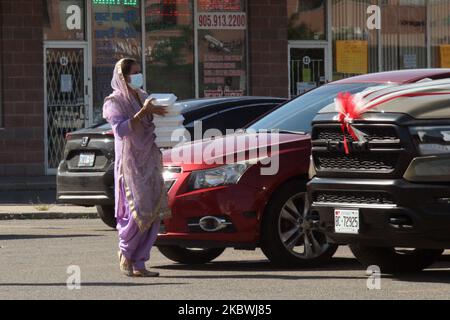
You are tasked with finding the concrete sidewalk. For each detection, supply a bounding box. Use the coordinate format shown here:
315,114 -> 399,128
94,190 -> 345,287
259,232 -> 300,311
0,205 -> 98,220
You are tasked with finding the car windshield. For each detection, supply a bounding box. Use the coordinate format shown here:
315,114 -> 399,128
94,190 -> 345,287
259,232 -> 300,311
248,83 -> 392,134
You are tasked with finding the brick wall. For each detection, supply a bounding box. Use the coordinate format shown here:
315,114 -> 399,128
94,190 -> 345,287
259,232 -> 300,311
0,0 -> 45,176
248,0 -> 289,98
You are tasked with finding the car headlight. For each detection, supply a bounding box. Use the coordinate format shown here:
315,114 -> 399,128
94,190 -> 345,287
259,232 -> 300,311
410,126 -> 450,155
188,162 -> 253,191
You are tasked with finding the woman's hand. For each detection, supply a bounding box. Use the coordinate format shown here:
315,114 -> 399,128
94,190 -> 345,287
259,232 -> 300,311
150,106 -> 168,117
142,98 -> 156,114
143,98 -> 168,117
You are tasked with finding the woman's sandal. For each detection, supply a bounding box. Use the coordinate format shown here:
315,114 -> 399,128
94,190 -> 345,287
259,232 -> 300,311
133,269 -> 160,278
117,251 -> 133,277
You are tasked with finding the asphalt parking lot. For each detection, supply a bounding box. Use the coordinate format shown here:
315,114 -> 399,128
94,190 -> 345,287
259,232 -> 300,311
2,219 -> 450,300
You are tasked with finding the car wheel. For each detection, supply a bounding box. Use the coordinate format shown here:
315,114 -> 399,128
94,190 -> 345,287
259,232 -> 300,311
96,205 -> 117,229
260,181 -> 338,267
157,246 -> 226,265
349,244 -> 443,273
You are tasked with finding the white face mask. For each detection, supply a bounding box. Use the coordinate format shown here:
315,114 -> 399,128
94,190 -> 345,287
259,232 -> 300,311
128,73 -> 144,90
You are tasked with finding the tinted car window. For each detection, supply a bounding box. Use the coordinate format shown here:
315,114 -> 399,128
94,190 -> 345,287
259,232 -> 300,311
249,83 -> 389,134
203,104 -> 276,133
197,104 -> 279,135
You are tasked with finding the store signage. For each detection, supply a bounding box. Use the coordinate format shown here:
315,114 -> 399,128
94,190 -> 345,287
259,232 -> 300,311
198,0 -> 242,11
66,5 -> 82,30
440,45 -> 450,68
403,54 -> 417,69
197,0 -> 247,98
92,0 -> 138,6
336,40 -> 368,75
60,74 -> 73,93
303,56 -> 311,65
197,12 -> 247,30
60,56 -> 69,67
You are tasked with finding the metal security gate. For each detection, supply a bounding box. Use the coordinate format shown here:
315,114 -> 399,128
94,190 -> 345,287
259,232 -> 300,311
288,45 -> 329,99
45,46 -> 89,174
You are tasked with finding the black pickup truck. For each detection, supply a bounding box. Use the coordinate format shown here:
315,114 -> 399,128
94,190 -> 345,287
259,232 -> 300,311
308,79 -> 450,273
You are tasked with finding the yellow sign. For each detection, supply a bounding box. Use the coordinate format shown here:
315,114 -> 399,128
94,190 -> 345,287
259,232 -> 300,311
440,45 -> 450,68
336,40 -> 368,75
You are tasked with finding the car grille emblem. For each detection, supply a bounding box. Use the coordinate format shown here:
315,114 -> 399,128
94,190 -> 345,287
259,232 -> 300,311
81,137 -> 90,147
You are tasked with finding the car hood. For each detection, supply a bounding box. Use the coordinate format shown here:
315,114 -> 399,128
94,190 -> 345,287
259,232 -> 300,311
319,78 -> 450,119
163,132 -> 310,171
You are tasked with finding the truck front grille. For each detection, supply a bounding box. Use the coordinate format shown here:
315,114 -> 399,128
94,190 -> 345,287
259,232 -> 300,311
316,126 -> 399,143
316,153 -> 398,172
313,191 -> 395,206
312,123 -> 412,178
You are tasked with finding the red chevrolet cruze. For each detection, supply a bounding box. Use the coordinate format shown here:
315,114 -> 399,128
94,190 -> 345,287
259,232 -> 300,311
156,69 -> 450,266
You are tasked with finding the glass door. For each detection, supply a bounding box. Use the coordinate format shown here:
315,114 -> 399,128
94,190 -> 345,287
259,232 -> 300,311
289,46 -> 327,98
44,46 -> 89,174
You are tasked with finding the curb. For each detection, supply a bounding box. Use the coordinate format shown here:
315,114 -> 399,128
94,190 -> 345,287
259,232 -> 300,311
0,212 -> 99,221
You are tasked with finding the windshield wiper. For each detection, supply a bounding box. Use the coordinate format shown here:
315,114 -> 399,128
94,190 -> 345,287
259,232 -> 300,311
257,129 -> 308,135
276,130 -> 308,135
246,129 -> 308,135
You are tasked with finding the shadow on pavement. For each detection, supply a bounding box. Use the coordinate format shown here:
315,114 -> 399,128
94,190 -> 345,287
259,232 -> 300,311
390,270 -> 450,284
160,274 -> 365,281
155,257 -> 365,273
155,255 -> 450,283
0,282 -> 187,287
0,234 -> 103,241
384,259 -> 450,284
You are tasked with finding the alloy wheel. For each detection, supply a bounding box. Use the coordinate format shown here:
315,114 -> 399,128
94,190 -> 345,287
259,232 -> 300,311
277,192 -> 330,259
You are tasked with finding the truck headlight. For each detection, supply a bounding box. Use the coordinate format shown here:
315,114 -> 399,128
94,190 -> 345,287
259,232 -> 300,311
404,156 -> 450,182
410,126 -> 450,155
188,162 -> 252,191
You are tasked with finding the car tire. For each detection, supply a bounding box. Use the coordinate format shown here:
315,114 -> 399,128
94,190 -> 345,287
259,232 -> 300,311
349,244 -> 443,273
96,205 -> 117,229
260,180 -> 338,267
157,246 -> 226,265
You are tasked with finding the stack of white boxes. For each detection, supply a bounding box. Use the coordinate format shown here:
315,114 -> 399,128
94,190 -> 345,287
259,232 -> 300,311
149,94 -> 188,149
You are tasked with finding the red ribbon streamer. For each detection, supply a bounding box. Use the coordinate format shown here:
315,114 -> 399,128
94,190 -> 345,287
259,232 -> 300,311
336,92 -> 361,154
335,91 -> 450,154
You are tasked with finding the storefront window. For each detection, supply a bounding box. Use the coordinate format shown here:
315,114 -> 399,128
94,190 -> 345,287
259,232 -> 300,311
288,0 -> 326,41
381,0 -> 427,71
145,0 -> 195,99
430,0 -> 450,68
197,0 -> 248,98
332,0 -> 378,80
92,0 -> 142,123
43,0 -> 86,41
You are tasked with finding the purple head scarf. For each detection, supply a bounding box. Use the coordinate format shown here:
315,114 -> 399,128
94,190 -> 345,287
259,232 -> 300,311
103,59 -> 171,232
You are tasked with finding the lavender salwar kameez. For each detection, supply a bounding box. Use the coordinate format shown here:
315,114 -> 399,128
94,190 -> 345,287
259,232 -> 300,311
112,116 -> 161,270
103,59 -> 171,271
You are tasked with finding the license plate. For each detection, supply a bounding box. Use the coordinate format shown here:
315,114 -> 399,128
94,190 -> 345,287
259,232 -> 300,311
335,209 -> 359,234
78,153 -> 95,167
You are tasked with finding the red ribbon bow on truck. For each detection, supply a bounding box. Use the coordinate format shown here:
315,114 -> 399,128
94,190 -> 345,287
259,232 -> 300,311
335,92 -> 363,155
335,87 -> 450,155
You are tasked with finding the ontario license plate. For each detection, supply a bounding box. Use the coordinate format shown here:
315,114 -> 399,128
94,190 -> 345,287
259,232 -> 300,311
78,153 -> 95,167
335,209 -> 359,234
